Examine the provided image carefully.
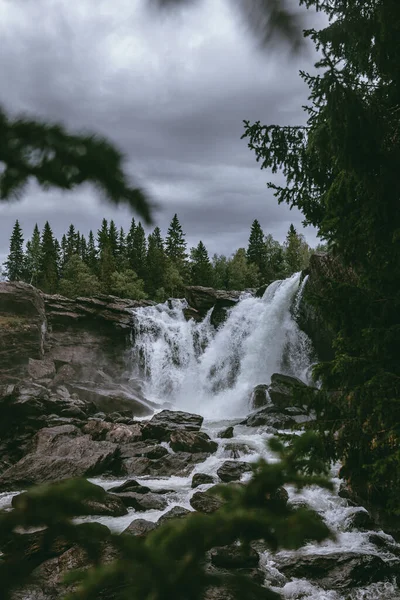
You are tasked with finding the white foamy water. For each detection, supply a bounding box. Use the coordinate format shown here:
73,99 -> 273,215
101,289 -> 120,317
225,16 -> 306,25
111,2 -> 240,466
131,274 -> 313,418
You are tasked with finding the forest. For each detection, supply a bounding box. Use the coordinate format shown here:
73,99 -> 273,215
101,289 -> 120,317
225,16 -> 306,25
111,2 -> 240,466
3,216 -> 321,299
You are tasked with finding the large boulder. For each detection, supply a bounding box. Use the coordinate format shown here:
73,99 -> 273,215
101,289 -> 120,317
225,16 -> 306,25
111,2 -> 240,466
122,451 -> 209,478
65,382 -> 154,417
210,545 -> 260,569
157,506 -> 191,525
112,492 -> 167,511
170,431 -> 218,454
250,384 -> 269,409
0,425 -> 121,491
0,282 -> 46,383
268,373 -> 309,409
123,519 -> 157,537
142,410 -> 204,442
184,286 -> 241,318
190,491 -> 225,514
217,461 -> 252,483
275,551 -> 395,590
192,473 -> 215,488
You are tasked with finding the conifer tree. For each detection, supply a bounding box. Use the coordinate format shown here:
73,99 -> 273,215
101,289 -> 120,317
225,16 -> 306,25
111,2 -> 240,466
165,213 -> 188,276
60,234 -> 68,272
264,234 -> 287,282
284,224 -> 303,275
131,221 -> 147,280
59,255 -> 101,298
190,240 -> 213,286
86,231 -> 98,273
212,254 -> 229,290
4,219 -> 25,281
227,248 -> 260,290
117,227 -> 127,270
79,234 -> 88,263
247,219 -> 266,277
99,246 -> 116,293
146,226 -> 166,296
65,223 -> 78,262
39,221 -> 59,293
97,219 -> 109,254
25,224 -> 42,286
126,217 -> 136,267
108,220 -> 119,258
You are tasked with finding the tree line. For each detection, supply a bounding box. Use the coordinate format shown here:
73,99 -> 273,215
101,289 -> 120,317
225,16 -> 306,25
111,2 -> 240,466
3,215 -> 321,300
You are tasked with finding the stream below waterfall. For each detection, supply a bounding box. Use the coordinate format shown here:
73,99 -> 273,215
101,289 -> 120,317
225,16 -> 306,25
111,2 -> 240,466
2,274 -> 398,599
85,274 -> 400,599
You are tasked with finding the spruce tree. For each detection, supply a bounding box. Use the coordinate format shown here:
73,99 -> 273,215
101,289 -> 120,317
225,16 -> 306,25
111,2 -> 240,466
165,213 -> 188,276
190,240 -> 213,286
39,221 -> 59,293
108,220 -> 119,258
146,226 -> 166,297
59,255 -> 101,298
25,224 -> 42,286
4,219 -> 25,281
97,219 -> 109,253
131,221 -> 147,280
79,234 -> 88,263
99,246 -> 116,294
126,217 -> 136,267
65,223 -> 78,262
284,224 -> 302,275
86,231 -> 98,273
60,234 -> 68,273
247,219 -> 266,277
117,227 -> 127,269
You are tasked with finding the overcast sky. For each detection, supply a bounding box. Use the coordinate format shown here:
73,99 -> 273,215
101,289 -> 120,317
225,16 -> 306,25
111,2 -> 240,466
0,0 -> 323,264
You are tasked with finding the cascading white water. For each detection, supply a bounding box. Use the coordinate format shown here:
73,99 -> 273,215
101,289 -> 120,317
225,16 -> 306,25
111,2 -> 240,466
131,273 -> 313,419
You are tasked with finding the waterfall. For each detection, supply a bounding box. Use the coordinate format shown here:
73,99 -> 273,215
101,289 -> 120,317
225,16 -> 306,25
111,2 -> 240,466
130,273 -> 314,419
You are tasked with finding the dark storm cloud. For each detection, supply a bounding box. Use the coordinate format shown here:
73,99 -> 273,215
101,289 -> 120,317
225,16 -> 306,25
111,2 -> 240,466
0,0 -> 322,266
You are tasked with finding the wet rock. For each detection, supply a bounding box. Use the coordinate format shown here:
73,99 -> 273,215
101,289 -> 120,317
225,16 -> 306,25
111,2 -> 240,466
217,461 -> 252,483
123,519 -> 157,537
268,373 -> 309,409
170,430 -> 218,454
218,426 -> 234,439
183,306 -> 202,322
142,410 -> 204,442
210,545 -> 260,569
113,492 -> 167,511
66,382 -> 153,417
242,406 -> 296,429
28,358 -> 56,381
123,451 -> 209,478
250,385 -> 269,409
344,508 -> 375,531
275,551 -> 394,590
50,363 -> 78,388
192,473 -> 215,488
190,491 -> 224,514
0,425 -> 121,491
83,420 -> 143,443
120,442 -> 169,460
158,506 -> 191,525
224,443 -> 252,459
184,286 -> 240,317
265,486 -> 289,510
108,480 -> 151,494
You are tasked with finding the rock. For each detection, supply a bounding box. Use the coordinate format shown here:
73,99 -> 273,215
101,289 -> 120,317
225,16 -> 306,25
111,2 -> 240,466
66,382 -> 154,417
170,431 -> 218,454
83,420 -> 143,444
108,479 -> 150,494
0,282 -> 47,384
218,426 -> 234,439
157,506 -> 191,525
123,451 -> 209,478
28,358 -> 56,380
224,443 -> 252,459
142,410 -> 204,442
192,473 -> 215,488
79,493 -> 128,517
123,519 -> 157,537
344,509 -> 375,531
50,363 -> 78,387
0,425 -> 121,491
119,442 -> 169,460
275,551 -> 394,590
266,486 -> 289,510
183,306 -> 202,322
217,461 -> 252,483
210,545 -> 260,569
112,492 -> 167,511
268,373 -> 309,409
190,491 -> 224,513
250,384 -> 269,409
242,406 -> 296,429
184,286 -> 241,317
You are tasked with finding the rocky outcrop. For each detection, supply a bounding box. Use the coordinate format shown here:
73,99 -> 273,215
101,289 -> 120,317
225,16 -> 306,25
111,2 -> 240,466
184,286 -> 242,328
217,461 -> 252,483
0,282 -> 46,383
142,410 -> 204,441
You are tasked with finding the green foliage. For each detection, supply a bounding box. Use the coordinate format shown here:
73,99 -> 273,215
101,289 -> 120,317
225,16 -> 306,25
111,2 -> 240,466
25,224 -> 42,286
165,214 -> 188,277
146,227 -> 166,296
243,0 -> 400,512
247,219 -> 266,276
0,434 -> 332,600
130,222 -> 147,280
227,248 -> 260,290
39,221 -> 59,294
0,108 -> 152,222
109,269 -> 147,300
59,255 -> 101,298
4,219 -> 25,281
190,240 -> 213,286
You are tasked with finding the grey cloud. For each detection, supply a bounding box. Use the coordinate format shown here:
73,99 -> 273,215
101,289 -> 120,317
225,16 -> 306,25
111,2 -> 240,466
0,0 -> 323,265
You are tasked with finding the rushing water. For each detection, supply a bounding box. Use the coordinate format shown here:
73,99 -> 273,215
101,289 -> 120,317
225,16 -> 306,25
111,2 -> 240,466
131,273 -> 314,418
